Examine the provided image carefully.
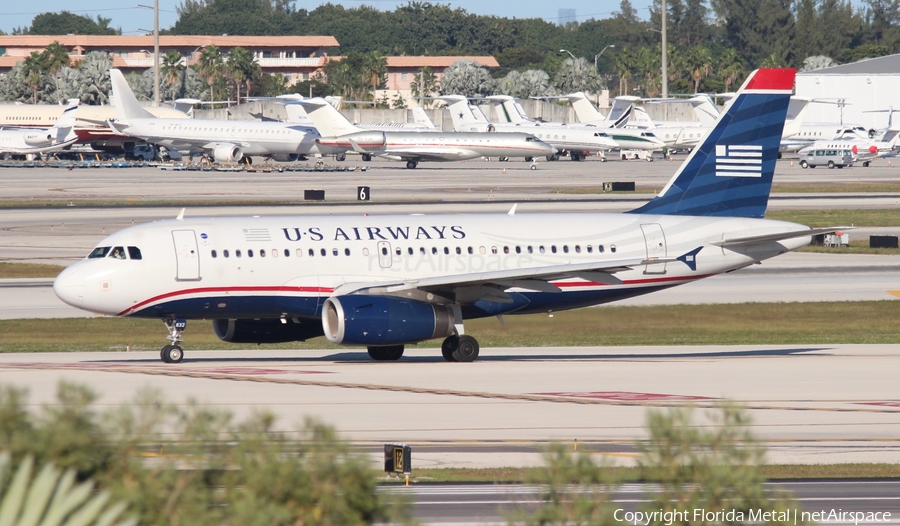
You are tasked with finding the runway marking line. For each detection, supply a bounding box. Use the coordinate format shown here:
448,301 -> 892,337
3,362 -> 900,415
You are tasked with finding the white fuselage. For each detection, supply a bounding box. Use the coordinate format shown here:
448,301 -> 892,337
54,212 -> 810,322
317,131 -> 555,162
114,117 -> 336,157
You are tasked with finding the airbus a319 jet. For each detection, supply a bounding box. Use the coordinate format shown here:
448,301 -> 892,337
55,68 -> 842,364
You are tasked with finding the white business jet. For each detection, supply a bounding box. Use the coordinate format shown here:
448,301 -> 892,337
106,69 -> 337,163
0,99 -> 79,156
439,95 -> 617,161
292,98 -> 554,168
54,68 -> 844,364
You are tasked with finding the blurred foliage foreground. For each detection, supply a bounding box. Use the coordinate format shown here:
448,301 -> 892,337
0,382 -> 807,525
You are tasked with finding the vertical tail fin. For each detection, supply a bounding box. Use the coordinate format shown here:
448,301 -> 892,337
628,69 -> 796,218
436,95 -> 484,131
52,99 -> 80,143
410,106 -> 436,129
562,92 -> 606,124
295,98 -> 361,137
687,95 -> 721,126
109,69 -> 155,123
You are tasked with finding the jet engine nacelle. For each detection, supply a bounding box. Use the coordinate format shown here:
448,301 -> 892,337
270,153 -> 299,162
322,295 -> 455,346
23,132 -> 53,147
212,144 -> 243,163
213,318 -> 324,343
334,131 -> 386,149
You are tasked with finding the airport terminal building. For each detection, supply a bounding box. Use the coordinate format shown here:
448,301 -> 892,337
796,54 -> 900,131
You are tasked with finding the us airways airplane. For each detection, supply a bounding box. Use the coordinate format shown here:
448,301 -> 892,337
54,69 -> 840,365
293,98 -> 554,168
107,69 -> 336,163
0,99 -> 80,156
439,95 -> 617,161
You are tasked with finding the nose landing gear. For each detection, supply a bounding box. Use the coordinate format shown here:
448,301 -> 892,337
161,318 -> 186,363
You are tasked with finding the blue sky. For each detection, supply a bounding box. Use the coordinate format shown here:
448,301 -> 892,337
3,1 -> 655,36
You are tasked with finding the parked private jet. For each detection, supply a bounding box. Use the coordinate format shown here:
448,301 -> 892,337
0,99 -> 79,156
292,98 -> 554,168
107,69 -> 338,163
439,95 -> 618,161
54,68 -> 842,364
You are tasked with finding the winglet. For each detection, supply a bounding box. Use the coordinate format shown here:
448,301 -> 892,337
676,247 -> 703,271
507,204 -> 517,216
176,208 -> 185,221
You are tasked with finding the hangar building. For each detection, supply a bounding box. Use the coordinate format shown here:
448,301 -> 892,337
796,54 -> 900,131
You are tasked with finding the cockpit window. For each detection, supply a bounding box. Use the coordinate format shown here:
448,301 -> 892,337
128,246 -> 142,260
526,136 -> 536,141
110,247 -> 126,260
88,247 -> 110,259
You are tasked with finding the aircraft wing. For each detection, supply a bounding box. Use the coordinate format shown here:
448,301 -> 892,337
0,136 -> 79,155
332,256 -> 675,304
711,227 -> 852,248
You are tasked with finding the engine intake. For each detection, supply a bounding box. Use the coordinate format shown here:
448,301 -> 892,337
212,144 -> 243,163
213,318 -> 323,343
322,296 -> 455,346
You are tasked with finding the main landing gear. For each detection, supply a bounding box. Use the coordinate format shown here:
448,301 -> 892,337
160,318 -> 186,363
440,306 -> 480,362
406,160 -> 418,169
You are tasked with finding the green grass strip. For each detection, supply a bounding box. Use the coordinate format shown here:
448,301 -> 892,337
1,301 -> 898,353
0,262 -> 66,278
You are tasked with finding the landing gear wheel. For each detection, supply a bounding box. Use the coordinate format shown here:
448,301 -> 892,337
240,156 -> 252,165
441,335 -> 459,362
524,157 -> 533,162
367,345 -> 404,361
451,335 -> 479,362
406,161 -> 418,169
863,161 -> 870,167
161,345 -> 184,363
530,164 -> 537,170
361,153 -> 372,162
336,152 -> 346,162
499,156 -> 509,162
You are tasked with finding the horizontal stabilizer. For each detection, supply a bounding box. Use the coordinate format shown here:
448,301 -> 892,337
710,227 -> 852,247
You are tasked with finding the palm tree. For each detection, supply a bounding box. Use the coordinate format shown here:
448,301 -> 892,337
614,48 -> 637,97
409,66 -> 439,107
717,48 -> 746,92
22,51 -> 47,104
440,60 -> 495,98
362,51 -> 387,103
160,50 -> 185,98
553,57 -> 603,95
685,45 -> 713,93
226,46 -> 257,103
42,41 -> 70,103
196,45 -> 224,102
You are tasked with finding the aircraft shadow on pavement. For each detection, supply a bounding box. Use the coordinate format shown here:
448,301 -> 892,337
88,347 -> 830,365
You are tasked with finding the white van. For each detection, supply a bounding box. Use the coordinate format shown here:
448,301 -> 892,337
799,148 -> 853,169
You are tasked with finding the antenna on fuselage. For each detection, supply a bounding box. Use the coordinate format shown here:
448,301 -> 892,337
176,208 -> 185,221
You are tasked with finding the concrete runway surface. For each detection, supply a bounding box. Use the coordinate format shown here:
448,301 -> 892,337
1,345 -> 898,468
1,159 -> 898,477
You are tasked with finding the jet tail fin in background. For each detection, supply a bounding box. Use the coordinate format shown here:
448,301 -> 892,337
411,106 -> 436,129
109,69 -> 155,123
293,98 -> 362,137
52,99 -> 80,143
628,68 -> 796,219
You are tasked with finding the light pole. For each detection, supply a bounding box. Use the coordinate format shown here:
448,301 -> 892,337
594,44 -> 615,71
661,0 -> 667,99
559,49 -> 576,60
137,2 -> 159,106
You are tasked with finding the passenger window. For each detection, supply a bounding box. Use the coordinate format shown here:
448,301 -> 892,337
467,246 -> 473,254
110,247 -> 126,260
395,247 -> 401,256
563,246 -> 569,253
551,246 -> 557,254
248,250 -> 254,258
515,246 -> 521,254
87,246 -> 108,259
443,247 -> 450,255
479,246 -> 486,254
587,246 -> 593,253
491,246 -> 498,254
345,248 -> 351,256
610,245 -> 617,253
363,248 -> 369,256
408,247 -> 414,255
503,246 -> 509,254
224,250 -> 230,258
575,245 -> 581,253
260,249 -> 266,258
381,247 -> 388,256
127,246 -> 142,260
598,245 -> 605,253
455,247 -> 461,254
432,247 -> 438,254
539,246 -> 545,253
320,248 -> 326,257
211,250 -> 218,258
309,249 -> 314,257
527,246 -> 533,254
420,247 -> 426,255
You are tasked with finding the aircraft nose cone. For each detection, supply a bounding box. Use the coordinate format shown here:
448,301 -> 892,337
53,267 -> 84,307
